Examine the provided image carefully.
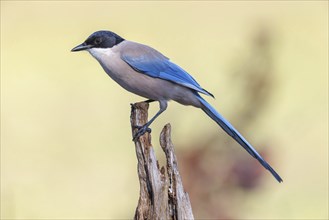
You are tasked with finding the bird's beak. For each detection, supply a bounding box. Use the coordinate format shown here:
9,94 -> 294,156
71,43 -> 93,52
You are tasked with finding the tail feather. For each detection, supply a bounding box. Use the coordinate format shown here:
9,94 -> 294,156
196,95 -> 283,183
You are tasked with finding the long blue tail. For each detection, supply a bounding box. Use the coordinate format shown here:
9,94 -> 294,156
196,95 -> 283,183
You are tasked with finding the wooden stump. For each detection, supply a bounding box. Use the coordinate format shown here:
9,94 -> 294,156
130,102 -> 194,220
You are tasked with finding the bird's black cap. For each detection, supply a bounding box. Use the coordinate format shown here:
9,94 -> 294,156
71,30 -> 125,52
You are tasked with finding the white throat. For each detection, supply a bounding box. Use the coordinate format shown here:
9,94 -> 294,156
88,48 -> 114,61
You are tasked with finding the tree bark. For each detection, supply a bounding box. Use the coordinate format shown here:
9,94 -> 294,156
130,102 -> 194,220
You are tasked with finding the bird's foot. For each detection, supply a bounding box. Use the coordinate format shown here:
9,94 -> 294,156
133,125 -> 152,141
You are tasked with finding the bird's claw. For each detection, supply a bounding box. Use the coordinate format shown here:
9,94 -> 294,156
133,125 -> 152,141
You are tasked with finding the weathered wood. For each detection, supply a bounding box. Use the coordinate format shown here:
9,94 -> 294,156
131,102 -> 194,220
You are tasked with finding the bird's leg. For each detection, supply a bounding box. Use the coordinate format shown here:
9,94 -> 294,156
131,99 -> 156,135
133,100 -> 167,141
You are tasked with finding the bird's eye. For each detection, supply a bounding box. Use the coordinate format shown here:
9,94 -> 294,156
94,38 -> 102,44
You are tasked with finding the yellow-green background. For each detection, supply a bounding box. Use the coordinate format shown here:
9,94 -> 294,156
1,1 -> 328,219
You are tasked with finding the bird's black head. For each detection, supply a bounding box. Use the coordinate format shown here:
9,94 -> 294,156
71,30 -> 125,52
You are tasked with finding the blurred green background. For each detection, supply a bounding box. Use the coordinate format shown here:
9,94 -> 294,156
1,1 -> 328,219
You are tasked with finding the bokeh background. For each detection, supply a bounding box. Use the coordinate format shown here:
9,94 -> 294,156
1,1 -> 328,219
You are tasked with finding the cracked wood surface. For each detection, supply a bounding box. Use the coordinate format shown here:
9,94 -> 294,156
130,102 -> 194,220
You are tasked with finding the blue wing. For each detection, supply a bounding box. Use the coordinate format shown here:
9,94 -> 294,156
121,44 -> 214,97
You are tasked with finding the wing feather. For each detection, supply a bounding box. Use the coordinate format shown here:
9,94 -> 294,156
121,43 -> 214,97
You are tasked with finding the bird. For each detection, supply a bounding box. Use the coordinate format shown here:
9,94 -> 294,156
71,30 -> 282,183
